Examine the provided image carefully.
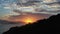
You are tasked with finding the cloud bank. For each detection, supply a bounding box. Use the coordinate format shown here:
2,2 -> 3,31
2,0 -> 60,15
0,0 -> 60,22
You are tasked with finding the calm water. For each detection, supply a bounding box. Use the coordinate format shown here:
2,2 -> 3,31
0,24 -> 23,34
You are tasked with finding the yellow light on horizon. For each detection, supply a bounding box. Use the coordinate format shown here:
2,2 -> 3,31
25,19 -> 33,24
24,18 -> 35,24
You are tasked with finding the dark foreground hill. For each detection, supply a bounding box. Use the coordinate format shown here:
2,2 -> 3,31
3,14 -> 60,34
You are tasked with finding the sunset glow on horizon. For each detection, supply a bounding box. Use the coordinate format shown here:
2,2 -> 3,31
20,14 -> 47,24
23,18 -> 35,24
0,0 -> 60,34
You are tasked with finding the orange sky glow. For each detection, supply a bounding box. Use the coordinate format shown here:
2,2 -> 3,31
2,13 -> 51,24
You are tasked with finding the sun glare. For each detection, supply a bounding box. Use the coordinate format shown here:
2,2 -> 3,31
24,18 -> 35,24
26,19 -> 33,23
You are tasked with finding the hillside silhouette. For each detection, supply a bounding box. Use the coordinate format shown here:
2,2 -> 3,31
3,14 -> 60,34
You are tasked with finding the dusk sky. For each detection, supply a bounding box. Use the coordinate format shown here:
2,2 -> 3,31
0,0 -> 60,19
0,0 -> 60,34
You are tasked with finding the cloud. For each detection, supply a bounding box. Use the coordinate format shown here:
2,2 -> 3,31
17,0 -> 28,3
16,0 -> 60,15
0,19 -> 21,24
7,13 -> 51,24
0,0 -> 60,34
42,0 -> 57,3
2,0 -> 60,16
4,6 -> 11,9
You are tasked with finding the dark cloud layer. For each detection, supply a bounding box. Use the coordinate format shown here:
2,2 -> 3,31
0,19 -> 23,24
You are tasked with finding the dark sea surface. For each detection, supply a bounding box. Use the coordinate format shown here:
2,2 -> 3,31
0,24 -> 23,34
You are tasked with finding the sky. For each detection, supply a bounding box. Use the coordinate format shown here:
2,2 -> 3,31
0,0 -> 60,34
0,0 -> 60,17
0,0 -> 60,27
0,0 -> 60,21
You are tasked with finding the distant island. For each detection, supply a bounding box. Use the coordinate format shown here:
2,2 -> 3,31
3,14 -> 60,34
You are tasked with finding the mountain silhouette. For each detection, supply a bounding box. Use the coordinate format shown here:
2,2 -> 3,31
3,14 -> 60,34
